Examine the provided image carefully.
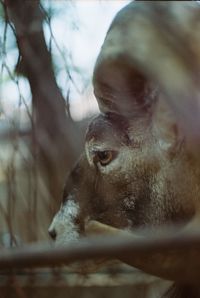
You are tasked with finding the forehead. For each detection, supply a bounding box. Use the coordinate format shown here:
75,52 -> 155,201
85,113 -> 130,146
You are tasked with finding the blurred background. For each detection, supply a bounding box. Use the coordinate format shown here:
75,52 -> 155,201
2,2 -> 200,297
0,0 -> 130,246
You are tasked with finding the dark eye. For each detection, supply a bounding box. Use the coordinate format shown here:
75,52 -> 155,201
93,150 -> 117,166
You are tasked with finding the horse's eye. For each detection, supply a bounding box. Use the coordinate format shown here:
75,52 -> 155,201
94,150 -> 117,166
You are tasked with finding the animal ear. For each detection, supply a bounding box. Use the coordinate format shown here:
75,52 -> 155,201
93,1 -> 200,149
93,54 -> 158,120
93,2 -> 158,120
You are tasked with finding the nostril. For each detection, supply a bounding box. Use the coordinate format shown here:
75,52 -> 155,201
48,228 -> 57,240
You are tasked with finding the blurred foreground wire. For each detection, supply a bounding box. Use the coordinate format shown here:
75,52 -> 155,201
1,226 -> 200,284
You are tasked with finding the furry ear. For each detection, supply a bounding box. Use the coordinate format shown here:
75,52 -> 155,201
93,2 -> 158,120
93,54 -> 158,120
93,1 -> 200,150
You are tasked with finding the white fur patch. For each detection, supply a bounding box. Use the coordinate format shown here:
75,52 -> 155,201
48,198 -> 80,246
85,139 -> 95,167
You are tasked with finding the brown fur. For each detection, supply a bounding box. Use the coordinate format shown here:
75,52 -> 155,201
49,2 -> 200,297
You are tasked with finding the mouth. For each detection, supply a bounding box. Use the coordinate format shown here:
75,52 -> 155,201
48,199 -> 81,245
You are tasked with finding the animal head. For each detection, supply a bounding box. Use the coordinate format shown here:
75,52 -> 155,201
48,110 -> 195,246
49,2 -> 198,250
